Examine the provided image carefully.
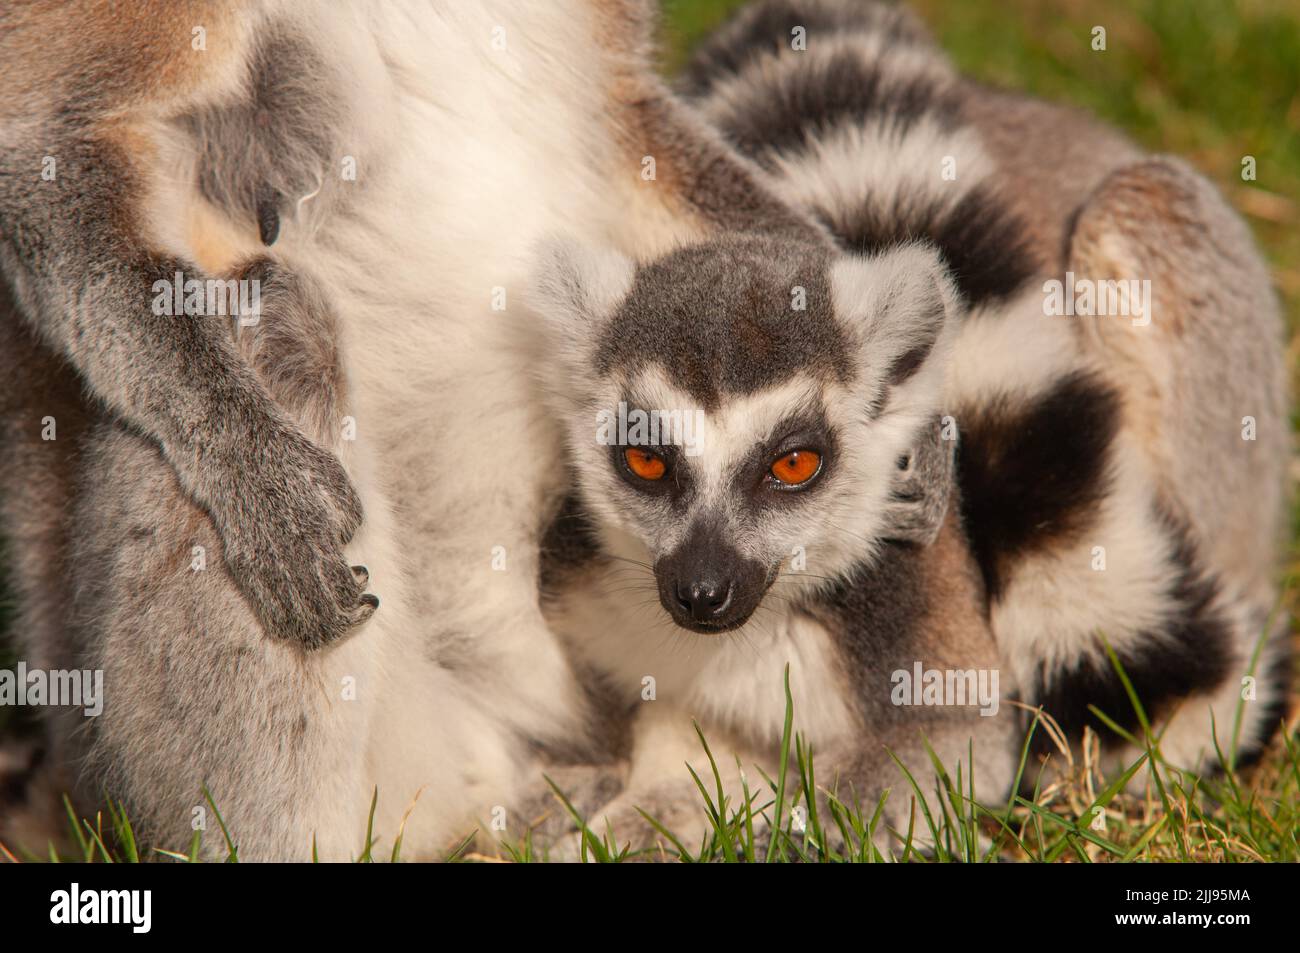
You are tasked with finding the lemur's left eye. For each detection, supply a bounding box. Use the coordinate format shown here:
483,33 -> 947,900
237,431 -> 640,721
770,450 -> 822,487
625,447 -> 667,480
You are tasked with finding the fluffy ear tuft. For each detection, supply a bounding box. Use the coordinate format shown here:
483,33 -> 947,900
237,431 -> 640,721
830,243 -> 961,390
528,234 -> 635,351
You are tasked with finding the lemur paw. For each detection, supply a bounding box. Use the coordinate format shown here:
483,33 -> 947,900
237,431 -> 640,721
208,416 -> 378,649
882,418 -> 955,546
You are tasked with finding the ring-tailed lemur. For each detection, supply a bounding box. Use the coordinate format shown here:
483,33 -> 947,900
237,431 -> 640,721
0,0 -> 822,859
531,232 -> 1020,848
531,0 -> 1290,849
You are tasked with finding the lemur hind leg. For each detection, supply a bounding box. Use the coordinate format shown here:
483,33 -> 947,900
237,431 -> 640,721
1068,157 -> 1288,600
59,261 -> 385,860
0,280 -> 89,856
1064,157 -> 1291,770
955,157 -> 1290,784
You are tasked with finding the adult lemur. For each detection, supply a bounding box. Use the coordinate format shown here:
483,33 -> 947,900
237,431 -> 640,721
531,0 -> 1291,848
0,0 -> 851,859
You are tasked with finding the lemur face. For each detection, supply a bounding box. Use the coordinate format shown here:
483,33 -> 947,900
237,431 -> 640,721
532,234 -> 957,634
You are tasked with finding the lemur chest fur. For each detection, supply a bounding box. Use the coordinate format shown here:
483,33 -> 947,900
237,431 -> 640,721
155,1 -> 621,397
544,554 -> 860,749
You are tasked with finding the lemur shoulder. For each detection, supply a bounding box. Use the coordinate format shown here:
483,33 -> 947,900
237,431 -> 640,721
532,0 -> 1290,848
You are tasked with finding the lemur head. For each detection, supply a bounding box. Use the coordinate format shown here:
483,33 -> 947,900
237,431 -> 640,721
531,233 -> 958,634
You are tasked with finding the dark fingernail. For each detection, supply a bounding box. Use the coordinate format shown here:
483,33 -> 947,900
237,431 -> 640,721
256,185 -> 281,246
360,593 -> 379,609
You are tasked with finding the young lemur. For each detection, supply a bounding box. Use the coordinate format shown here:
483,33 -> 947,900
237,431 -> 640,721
0,0 -> 832,859
531,0 -> 1290,849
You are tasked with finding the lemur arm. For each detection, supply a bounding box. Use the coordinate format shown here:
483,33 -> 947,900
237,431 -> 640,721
0,126 -> 372,647
0,0 -> 376,652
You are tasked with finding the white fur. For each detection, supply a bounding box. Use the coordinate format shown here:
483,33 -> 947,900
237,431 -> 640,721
140,0 -> 645,858
766,115 -> 995,236
991,435 -> 1183,686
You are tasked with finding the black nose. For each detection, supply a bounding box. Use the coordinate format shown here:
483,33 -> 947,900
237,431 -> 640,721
675,578 -> 734,623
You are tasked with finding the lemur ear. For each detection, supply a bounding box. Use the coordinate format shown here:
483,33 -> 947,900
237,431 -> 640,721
529,235 -> 635,349
829,243 -> 960,389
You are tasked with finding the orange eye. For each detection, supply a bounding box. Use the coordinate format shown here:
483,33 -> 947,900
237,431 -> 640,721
770,449 -> 822,486
625,447 -> 667,480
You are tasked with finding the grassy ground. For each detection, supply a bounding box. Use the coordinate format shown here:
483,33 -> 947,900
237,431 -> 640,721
542,664 -> 1300,864
20,662 -> 1299,863
3,0 -> 1299,861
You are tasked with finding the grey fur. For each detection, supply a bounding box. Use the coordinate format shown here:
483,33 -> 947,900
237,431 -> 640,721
0,250 -> 364,855
0,14 -> 379,853
0,74 -> 372,652
179,26 -> 341,244
597,234 -> 849,407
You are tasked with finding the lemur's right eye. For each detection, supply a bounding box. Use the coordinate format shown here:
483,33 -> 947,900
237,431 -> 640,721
770,449 -> 822,487
624,448 -> 667,481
